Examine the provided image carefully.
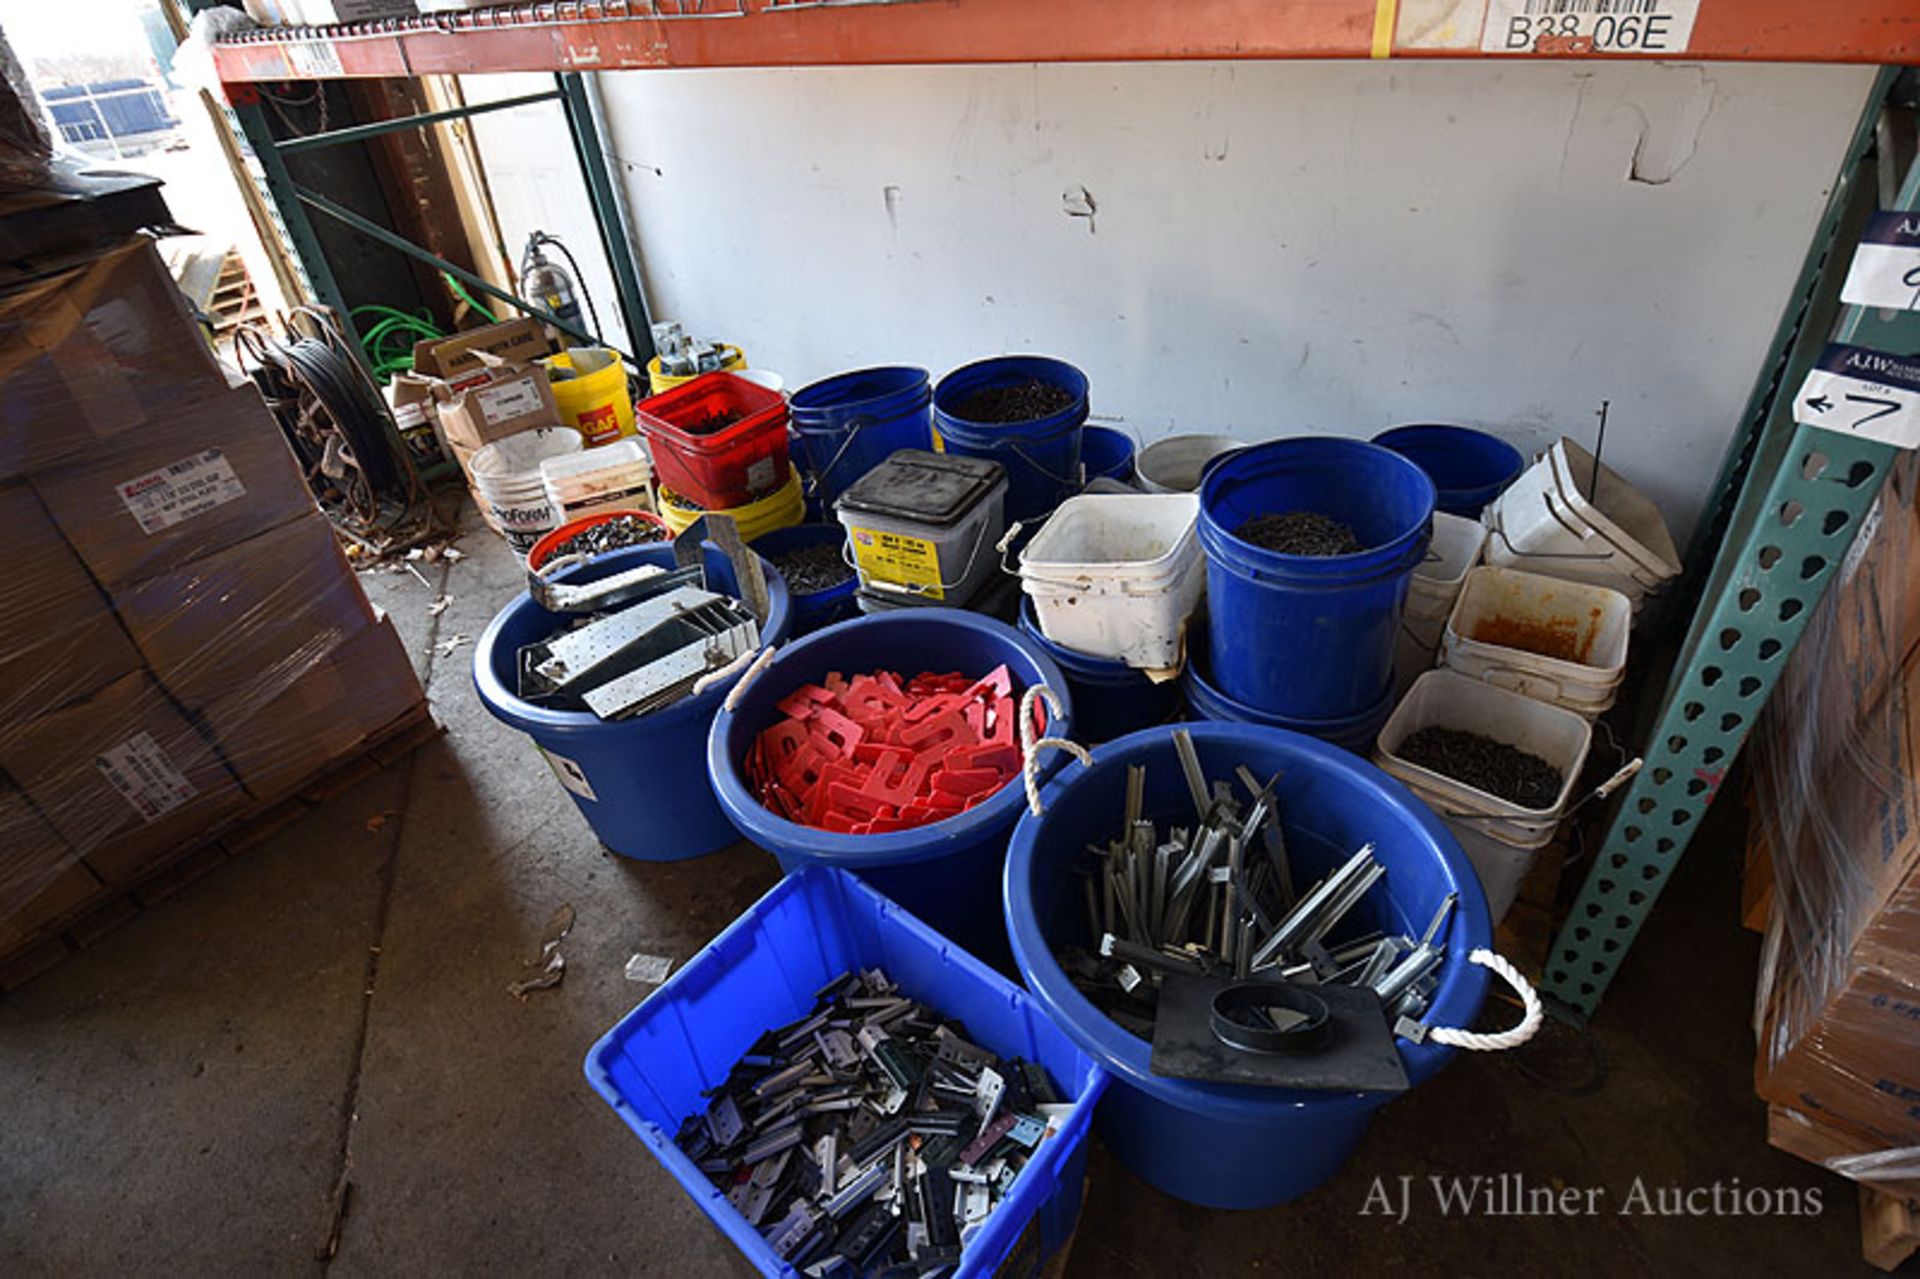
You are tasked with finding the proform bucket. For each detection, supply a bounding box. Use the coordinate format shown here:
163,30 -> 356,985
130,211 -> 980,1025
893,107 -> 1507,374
473,543 -> 793,860
1005,721 -> 1492,1208
790,366 -> 935,509
934,355 -> 1089,525
1199,438 -> 1436,722
707,609 -> 1072,961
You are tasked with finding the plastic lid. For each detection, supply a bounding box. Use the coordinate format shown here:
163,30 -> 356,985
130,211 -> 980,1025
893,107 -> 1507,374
834,449 -> 1005,525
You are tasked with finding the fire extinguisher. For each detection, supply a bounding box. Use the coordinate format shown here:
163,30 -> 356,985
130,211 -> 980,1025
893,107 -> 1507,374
519,231 -> 599,344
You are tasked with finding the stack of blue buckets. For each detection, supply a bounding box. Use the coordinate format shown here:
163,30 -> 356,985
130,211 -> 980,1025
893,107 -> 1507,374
1186,437 -> 1438,752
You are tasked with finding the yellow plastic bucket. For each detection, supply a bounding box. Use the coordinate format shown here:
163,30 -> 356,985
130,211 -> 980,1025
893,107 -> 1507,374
658,464 -> 804,542
547,348 -> 635,445
647,345 -> 747,395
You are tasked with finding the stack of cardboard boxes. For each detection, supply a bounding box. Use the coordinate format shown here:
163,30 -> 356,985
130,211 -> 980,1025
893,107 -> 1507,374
1748,449 -> 1920,1204
0,235 -> 427,969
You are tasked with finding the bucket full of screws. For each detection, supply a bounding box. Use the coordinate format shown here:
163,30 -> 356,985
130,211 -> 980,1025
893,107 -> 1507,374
754,523 -> 860,636
586,867 -> 1107,1276
1006,721 -> 1540,1209
1198,437 -> 1436,723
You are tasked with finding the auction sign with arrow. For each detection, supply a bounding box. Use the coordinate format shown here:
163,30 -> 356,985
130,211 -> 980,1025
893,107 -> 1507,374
1794,345 -> 1920,450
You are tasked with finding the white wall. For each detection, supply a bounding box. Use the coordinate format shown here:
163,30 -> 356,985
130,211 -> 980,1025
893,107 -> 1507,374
581,60 -> 1873,544
459,73 -> 634,354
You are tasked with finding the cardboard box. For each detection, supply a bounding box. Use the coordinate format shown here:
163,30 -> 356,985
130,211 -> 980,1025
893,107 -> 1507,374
111,512 -> 375,713
1767,1104 -> 1920,1202
0,237 -> 226,478
0,611 -> 145,745
205,618 -> 424,803
0,863 -> 102,956
0,671 -> 246,872
0,481 -> 109,656
412,317 -> 548,387
0,781 -> 85,950
432,362 -> 565,477
1758,962 -> 1920,1149
31,385 -> 318,587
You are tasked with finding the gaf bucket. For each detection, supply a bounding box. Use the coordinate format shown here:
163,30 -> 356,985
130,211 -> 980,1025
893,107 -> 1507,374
707,609 -> 1071,960
1005,721 -> 1497,1208
473,543 -> 792,860
1199,437 -> 1435,722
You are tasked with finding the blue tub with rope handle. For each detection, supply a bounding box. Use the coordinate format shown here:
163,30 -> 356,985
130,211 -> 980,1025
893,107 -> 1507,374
791,365 -> 935,510
1004,720 -> 1540,1208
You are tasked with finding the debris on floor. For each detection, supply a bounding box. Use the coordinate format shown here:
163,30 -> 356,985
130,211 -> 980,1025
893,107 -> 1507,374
433,634 -> 471,658
623,952 -> 674,985
509,903 -> 576,1001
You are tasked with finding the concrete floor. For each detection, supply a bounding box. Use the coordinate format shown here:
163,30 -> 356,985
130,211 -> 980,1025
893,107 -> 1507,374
0,511 -> 1892,1276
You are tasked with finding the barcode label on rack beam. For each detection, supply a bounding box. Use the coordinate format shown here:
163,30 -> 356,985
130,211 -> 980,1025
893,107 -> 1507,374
287,41 -> 343,79
1794,344 -> 1920,451
1482,0 -> 1698,52
117,451 -> 247,534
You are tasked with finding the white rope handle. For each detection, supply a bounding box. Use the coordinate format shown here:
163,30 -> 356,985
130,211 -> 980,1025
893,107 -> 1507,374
717,643 -> 778,710
1018,684 -> 1091,816
1423,948 -> 1543,1052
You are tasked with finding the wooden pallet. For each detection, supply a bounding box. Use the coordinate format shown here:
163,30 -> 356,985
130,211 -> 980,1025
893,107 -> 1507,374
0,704 -> 442,993
1863,1185 -> 1920,1272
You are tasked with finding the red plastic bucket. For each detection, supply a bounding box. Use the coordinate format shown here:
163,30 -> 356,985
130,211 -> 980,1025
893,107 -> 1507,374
637,372 -> 791,510
526,509 -> 671,571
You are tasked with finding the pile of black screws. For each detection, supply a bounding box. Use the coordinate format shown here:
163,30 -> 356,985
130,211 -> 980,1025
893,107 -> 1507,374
772,540 -> 857,595
675,967 -> 1068,1275
950,379 -> 1075,425
1235,511 -> 1364,556
1397,726 -> 1565,809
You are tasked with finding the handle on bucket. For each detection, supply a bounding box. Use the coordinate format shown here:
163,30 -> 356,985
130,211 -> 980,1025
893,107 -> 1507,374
1018,684 -> 1092,816
800,415 -> 877,499
1405,949 -> 1543,1051
718,643 -> 779,712
996,521 -> 1027,576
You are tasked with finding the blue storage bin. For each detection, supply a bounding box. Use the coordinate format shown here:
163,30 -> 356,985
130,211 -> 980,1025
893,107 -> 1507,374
585,867 -> 1109,1277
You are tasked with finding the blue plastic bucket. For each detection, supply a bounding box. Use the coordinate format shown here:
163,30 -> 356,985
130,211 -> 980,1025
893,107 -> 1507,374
586,867 -> 1108,1276
1017,597 -> 1177,744
1183,625 -> 1392,755
1199,438 -> 1435,721
1079,425 -> 1136,485
1372,424 -> 1524,518
934,355 -> 1089,525
1004,721 -> 1491,1209
790,365 -> 934,509
751,523 -> 858,636
474,543 -> 792,860
708,609 -> 1072,960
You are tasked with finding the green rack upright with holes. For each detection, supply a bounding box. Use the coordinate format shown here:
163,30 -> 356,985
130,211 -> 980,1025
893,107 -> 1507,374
1544,70 -> 1920,1014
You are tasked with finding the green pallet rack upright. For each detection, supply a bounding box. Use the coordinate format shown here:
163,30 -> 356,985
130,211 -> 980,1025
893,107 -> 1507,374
1544,68 -> 1920,1014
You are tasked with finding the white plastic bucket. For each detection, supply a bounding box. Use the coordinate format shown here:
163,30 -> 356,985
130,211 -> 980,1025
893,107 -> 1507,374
1136,434 -> 1245,494
1018,493 -> 1204,669
541,437 -> 656,523
1374,670 -> 1592,919
471,427 -> 584,553
1404,511 -> 1488,651
1441,566 -> 1630,718
1485,439 -> 1679,604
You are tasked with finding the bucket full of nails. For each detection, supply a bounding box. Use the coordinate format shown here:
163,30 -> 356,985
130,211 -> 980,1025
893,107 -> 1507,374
1006,721 -> 1544,1209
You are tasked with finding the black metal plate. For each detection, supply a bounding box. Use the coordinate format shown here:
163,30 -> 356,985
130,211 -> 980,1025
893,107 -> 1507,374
1150,975 -> 1410,1092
